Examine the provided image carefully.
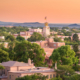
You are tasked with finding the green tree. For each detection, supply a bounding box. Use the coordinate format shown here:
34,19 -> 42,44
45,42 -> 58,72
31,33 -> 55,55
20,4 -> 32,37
73,34 -> 79,42
54,37 -> 62,42
56,65 -> 74,76
50,45 -> 78,68
5,35 -> 16,42
64,37 -> 71,42
14,41 -> 45,66
0,49 -> 10,62
28,32 -> 45,41
72,44 -> 79,52
16,36 -> 25,42
64,74 -> 80,80
50,76 -> 62,80
0,65 -> 5,69
16,73 -> 47,80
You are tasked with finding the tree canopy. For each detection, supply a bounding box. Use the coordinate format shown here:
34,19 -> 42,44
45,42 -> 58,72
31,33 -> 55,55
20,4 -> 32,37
16,73 -> 47,80
0,65 -> 5,69
0,49 -> 10,63
50,45 -> 78,66
14,41 -> 46,66
5,35 -> 16,42
73,34 -> 79,42
16,36 -> 25,42
28,32 -> 45,41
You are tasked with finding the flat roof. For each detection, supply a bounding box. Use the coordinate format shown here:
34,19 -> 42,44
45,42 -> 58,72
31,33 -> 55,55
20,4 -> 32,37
9,67 -> 55,74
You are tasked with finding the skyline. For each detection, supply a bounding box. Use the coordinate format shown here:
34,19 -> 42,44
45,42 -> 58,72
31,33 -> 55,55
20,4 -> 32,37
0,0 -> 80,23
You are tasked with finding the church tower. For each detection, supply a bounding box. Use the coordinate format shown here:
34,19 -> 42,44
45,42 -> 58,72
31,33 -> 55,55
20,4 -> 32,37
43,17 -> 50,37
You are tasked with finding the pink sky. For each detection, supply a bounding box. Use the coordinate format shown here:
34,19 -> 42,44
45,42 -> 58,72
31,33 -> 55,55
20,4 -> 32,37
0,0 -> 80,23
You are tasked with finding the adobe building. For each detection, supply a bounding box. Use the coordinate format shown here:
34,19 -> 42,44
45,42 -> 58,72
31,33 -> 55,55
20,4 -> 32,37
32,38 -> 65,66
13,31 -> 31,40
28,28 -> 42,35
20,31 -> 31,40
0,59 -> 56,80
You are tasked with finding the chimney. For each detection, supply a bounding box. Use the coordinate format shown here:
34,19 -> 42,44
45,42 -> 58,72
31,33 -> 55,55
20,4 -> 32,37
28,58 -> 31,65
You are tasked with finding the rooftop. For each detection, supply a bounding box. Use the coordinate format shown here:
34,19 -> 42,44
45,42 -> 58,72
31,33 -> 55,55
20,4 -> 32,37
9,67 -> 55,74
1,61 -> 30,67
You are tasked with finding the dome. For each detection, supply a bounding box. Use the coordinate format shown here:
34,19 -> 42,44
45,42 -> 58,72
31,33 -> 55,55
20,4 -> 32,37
45,22 -> 48,26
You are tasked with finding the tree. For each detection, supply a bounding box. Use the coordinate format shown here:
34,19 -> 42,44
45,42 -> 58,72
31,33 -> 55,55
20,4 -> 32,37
64,37 -> 71,42
16,36 -> 25,42
50,45 -> 78,68
56,65 -> 74,76
0,65 -> 5,69
73,34 -> 79,42
0,49 -> 10,63
50,76 -> 62,80
5,35 -> 16,42
54,37 -> 62,42
72,44 -> 79,52
64,74 -> 80,80
16,73 -> 47,80
28,32 -> 45,41
14,41 -> 45,66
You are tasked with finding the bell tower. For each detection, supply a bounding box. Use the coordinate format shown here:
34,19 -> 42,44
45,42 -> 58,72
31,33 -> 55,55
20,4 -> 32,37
43,17 -> 50,37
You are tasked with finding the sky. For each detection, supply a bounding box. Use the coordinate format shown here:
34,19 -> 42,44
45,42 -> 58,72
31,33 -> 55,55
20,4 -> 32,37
0,0 -> 80,23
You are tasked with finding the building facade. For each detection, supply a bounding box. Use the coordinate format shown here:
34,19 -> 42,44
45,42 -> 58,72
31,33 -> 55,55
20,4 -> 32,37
0,59 -> 56,80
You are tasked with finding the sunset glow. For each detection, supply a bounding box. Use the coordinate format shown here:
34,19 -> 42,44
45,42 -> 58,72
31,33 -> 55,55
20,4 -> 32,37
0,0 -> 80,23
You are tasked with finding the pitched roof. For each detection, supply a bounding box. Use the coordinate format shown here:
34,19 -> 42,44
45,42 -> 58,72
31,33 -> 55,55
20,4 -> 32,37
1,61 -> 29,67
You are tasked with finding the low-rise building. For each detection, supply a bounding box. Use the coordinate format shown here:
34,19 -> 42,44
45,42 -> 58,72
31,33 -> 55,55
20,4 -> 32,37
28,28 -> 42,35
0,59 -> 56,80
0,36 -> 5,40
20,31 -> 31,40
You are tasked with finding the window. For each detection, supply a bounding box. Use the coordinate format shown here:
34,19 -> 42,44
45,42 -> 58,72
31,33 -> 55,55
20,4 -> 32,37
9,75 -> 11,79
53,74 -> 55,78
54,44 -> 56,46
18,76 -> 19,78
50,74 -> 52,78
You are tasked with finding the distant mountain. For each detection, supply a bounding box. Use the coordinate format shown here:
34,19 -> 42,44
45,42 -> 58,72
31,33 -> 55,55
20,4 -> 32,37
0,21 -> 80,28
69,24 -> 80,26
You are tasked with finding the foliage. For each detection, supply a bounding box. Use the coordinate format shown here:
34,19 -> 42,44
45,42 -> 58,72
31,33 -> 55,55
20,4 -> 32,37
54,37 -> 62,42
14,41 -> 45,66
73,34 -> 79,42
0,26 -> 29,34
0,65 -> 5,69
28,32 -> 45,41
64,37 -> 71,42
72,44 -> 79,52
16,36 -> 25,42
5,35 -> 16,42
56,65 -> 74,75
16,73 -> 47,80
50,45 -> 78,66
50,76 -> 62,80
72,64 -> 80,71
0,49 -> 10,63
64,74 -> 80,80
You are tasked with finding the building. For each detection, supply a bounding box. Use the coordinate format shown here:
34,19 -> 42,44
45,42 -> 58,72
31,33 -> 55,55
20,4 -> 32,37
43,22 -> 50,37
0,36 -> 5,40
20,31 -> 31,40
0,42 -> 8,48
0,59 -> 56,80
32,38 -> 65,65
13,32 -> 31,40
28,28 -> 42,35
13,34 -> 18,38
